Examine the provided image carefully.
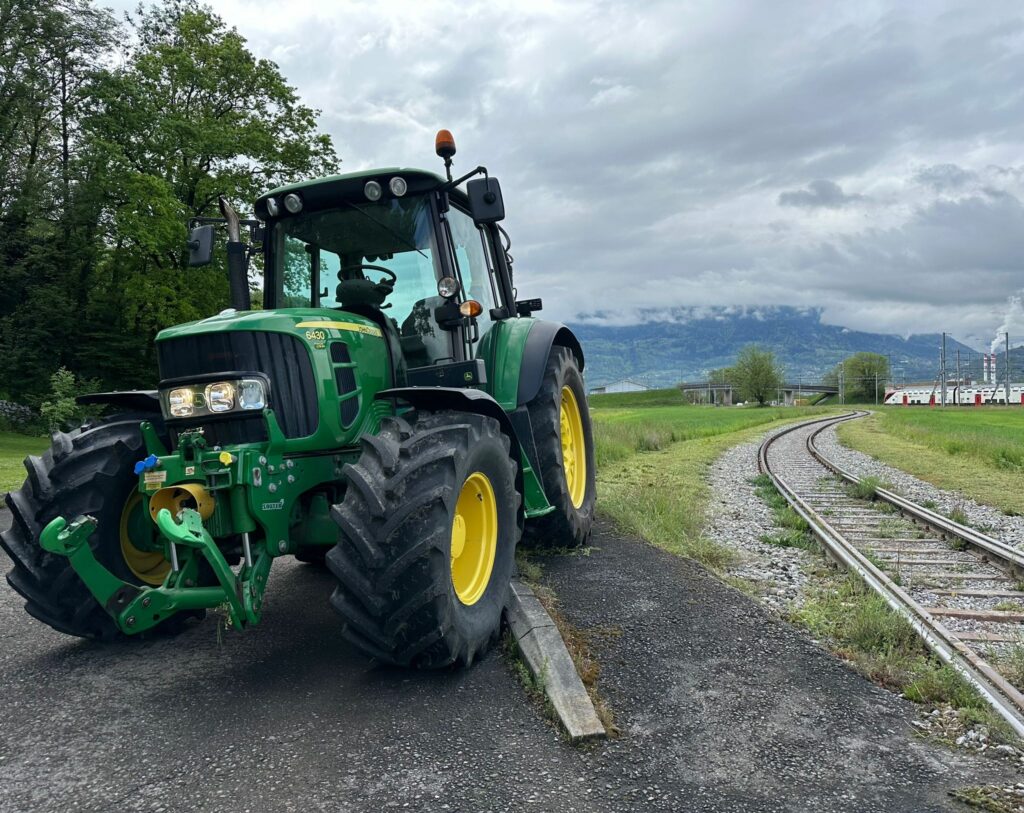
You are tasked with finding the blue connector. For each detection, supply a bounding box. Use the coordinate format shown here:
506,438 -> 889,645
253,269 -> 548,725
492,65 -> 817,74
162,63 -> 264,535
133,454 -> 160,475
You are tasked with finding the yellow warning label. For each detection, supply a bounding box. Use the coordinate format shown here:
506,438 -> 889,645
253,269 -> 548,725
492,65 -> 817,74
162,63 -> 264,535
296,320 -> 383,338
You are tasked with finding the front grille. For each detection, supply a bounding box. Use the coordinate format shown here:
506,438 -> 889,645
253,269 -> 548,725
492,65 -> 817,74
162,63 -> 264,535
158,331 -> 318,440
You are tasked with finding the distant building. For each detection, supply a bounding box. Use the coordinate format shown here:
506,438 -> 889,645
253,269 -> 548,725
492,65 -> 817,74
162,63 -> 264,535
590,379 -> 651,395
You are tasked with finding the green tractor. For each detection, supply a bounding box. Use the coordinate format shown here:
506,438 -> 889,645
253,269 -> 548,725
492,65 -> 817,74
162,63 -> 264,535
1,131 -> 595,667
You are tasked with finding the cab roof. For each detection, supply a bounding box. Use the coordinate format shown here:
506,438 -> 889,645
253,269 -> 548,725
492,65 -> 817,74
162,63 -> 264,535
254,167 -> 468,220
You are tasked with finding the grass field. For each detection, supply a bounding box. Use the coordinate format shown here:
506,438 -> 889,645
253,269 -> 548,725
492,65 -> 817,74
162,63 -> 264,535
0,431 -> 48,495
837,408 -> 1024,515
590,390 -> 836,569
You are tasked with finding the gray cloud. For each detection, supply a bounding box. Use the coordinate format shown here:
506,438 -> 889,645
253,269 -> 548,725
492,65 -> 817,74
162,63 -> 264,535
915,163 -> 977,190
108,0 -> 1024,349
778,180 -> 865,209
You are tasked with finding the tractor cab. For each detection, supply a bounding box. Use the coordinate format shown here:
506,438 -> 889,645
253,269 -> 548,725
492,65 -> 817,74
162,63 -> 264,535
255,167 -> 501,384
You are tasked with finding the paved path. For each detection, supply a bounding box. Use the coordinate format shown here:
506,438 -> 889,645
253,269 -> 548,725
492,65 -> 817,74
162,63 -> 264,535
0,508 -> 1011,812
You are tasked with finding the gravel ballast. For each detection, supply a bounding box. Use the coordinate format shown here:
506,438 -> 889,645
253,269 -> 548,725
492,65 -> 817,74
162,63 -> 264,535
704,423 -> 816,612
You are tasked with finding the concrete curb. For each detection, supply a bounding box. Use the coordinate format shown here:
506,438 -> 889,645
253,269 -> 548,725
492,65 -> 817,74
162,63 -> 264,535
504,578 -> 606,742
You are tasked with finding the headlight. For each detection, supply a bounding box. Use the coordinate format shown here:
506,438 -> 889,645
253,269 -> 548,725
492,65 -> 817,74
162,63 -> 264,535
283,193 -> 303,213
238,379 -> 266,410
437,276 -> 460,298
205,382 -> 235,412
168,388 -> 195,418
389,177 -> 407,197
265,197 -> 280,217
364,180 -> 382,202
161,377 -> 267,420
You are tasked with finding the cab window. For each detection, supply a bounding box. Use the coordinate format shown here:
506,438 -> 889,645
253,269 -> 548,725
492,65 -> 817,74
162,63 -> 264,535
447,206 -> 498,322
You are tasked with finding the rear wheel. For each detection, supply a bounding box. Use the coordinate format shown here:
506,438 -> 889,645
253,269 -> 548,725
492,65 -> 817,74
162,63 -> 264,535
1,412 -> 192,639
327,411 -> 520,668
522,347 -> 596,548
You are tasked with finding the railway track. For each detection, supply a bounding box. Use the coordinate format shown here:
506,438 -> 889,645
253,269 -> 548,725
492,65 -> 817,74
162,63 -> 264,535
758,412 -> 1024,736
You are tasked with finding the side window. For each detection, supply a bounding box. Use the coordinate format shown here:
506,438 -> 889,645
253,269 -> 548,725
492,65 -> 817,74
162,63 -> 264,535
447,207 -> 497,320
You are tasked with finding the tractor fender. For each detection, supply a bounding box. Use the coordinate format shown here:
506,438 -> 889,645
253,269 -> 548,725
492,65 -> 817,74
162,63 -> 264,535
377,387 -> 525,504
515,322 -> 584,406
76,390 -> 161,413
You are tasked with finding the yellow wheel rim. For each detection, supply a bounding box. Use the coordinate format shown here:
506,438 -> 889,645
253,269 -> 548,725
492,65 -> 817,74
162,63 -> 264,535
560,385 -> 587,509
450,471 -> 498,606
120,492 -> 170,586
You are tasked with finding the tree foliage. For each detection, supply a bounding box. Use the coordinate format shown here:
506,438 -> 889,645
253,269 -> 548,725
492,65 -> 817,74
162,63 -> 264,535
727,344 -> 783,406
824,352 -> 890,402
0,0 -> 338,404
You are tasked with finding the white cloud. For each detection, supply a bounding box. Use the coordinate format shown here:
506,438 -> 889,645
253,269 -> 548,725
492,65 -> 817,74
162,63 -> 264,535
108,0 -> 1024,347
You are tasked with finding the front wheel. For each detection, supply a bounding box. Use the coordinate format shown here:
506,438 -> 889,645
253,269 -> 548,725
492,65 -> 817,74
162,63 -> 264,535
1,412 -> 191,639
327,411 -> 521,668
522,347 -> 596,548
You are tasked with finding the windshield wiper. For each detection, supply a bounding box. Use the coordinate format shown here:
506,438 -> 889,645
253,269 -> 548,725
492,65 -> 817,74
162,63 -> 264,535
342,200 -> 428,260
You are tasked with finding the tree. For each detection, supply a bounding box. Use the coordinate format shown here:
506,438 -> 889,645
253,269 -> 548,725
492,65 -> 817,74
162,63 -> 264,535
0,0 -> 116,403
730,344 -> 783,406
825,352 -> 890,403
76,0 -> 338,386
0,0 -> 339,403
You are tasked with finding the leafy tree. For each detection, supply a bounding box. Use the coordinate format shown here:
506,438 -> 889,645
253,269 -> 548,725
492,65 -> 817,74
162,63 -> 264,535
730,345 -> 783,406
825,352 -> 890,402
0,0 -> 339,404
76,0 -> 338,385
0,0 -> 114,404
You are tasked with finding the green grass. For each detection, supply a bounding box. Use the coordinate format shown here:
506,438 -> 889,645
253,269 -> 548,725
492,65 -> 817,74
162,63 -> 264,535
0,431 -> 47,494
848,475 -> 883,501
751,473 -> 817,551
593,400 -> 833,467
588,387 -> 688,409
838,409 -> 1024,515
592,399 -> 836,570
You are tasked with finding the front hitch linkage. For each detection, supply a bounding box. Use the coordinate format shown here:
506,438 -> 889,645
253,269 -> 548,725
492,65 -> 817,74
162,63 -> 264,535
40,508 -> 270,635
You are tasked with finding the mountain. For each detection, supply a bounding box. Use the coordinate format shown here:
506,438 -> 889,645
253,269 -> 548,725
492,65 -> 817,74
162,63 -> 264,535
567,306 -> 977,389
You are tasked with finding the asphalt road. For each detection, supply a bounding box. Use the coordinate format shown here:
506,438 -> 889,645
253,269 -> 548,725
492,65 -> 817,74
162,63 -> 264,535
0,507 -> 1012,812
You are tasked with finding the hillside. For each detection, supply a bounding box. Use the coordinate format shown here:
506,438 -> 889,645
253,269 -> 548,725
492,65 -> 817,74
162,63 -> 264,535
569,307 -> 977,389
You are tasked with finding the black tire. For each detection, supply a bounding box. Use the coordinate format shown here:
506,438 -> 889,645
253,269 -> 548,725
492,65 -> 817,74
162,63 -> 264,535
1,412 -> 193,640
521,347 -> 596,548
326,410 -> 520,668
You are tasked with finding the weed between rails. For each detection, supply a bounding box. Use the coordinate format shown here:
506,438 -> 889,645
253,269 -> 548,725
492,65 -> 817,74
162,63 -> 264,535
751,474 -> 818,553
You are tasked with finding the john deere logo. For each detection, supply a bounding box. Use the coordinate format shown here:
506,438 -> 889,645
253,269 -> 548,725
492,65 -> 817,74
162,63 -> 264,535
261,499 -> 285,511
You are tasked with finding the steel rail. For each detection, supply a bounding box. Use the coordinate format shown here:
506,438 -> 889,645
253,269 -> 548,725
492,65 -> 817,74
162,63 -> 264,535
758,412 -> 1024,738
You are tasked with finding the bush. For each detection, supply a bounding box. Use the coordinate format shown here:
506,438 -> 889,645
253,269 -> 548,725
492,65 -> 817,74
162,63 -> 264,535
39,368 -> 101,431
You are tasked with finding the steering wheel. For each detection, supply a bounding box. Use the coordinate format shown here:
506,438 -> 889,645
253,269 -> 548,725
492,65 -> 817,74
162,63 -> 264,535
336,264 -> 397,310
339,264 -> 397,285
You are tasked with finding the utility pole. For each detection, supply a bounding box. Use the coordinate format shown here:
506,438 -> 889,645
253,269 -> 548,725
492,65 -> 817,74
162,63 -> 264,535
874,372 -> 878,405
940,332 -> 947,408
839,365 -> 845,405
955,349 -> 961,406
1006,332 -> 1011,404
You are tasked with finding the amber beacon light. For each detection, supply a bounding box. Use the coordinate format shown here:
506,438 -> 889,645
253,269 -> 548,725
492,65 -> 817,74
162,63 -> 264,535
435,129 -> 457,180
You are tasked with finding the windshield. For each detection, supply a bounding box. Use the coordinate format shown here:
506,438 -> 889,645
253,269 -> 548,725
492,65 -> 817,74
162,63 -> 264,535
270,196 -> 440,325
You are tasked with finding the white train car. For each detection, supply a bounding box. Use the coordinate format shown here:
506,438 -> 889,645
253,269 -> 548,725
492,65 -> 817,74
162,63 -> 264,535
884,385 -> 1024,406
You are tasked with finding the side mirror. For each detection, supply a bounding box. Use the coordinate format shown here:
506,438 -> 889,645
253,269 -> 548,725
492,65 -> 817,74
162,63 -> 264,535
187,225 -> 214,267
466,177 -> 505,224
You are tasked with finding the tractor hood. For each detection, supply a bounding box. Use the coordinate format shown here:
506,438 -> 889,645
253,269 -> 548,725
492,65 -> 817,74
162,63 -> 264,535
154,308 -> 393,453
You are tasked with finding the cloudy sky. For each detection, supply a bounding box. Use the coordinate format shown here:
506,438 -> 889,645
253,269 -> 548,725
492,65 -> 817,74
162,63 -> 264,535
110,0 -> 1024,349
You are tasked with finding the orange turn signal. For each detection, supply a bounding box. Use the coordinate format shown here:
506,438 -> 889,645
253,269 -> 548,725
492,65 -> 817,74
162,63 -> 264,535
459,299 -> 483,318
435,129 -> 457,159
